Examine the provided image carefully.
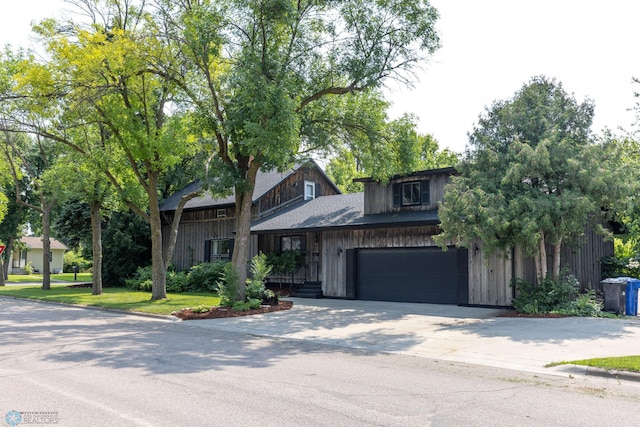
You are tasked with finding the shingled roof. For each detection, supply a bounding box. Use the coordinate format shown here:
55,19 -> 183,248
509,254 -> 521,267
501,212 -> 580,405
19,236 -> 67,251
250,192 -> 440,233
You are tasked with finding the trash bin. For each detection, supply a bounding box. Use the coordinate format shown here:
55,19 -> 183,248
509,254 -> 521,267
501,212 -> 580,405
626,279 -> 640,316
601,277 -> 630,315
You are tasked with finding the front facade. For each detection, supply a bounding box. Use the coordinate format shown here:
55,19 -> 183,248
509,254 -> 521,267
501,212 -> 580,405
164,165 -> 613,308
9,236 -> 67,274
160,160 -> 341,271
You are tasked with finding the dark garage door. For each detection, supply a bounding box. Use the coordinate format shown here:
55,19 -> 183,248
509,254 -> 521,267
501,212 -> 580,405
355,247 -> 468,304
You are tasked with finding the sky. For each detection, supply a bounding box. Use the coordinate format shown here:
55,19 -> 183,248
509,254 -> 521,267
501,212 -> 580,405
2,0 -> 640,153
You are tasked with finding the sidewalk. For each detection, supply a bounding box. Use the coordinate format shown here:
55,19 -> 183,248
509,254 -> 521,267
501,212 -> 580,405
188,297 -> 640,380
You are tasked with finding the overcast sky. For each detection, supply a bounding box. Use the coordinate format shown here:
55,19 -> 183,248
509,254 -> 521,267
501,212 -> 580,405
3,0 -> 640,153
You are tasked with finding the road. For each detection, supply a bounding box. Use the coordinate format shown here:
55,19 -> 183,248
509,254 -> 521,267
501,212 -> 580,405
1,297 -> 639,426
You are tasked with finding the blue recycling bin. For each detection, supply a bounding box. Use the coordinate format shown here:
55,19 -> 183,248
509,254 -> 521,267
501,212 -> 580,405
625,279 -> 640,316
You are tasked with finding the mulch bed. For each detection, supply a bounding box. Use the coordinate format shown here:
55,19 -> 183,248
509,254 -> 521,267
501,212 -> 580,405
172,300 -> 293,320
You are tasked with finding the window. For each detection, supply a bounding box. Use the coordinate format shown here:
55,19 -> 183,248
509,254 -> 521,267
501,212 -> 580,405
206,239 -> 232,262
393,180 -> 430,207
304,181 -> 315,200
281,236 -> 302,252
49,252 -> 53,262
402,182 -> 421,206
216,208 -> 227,219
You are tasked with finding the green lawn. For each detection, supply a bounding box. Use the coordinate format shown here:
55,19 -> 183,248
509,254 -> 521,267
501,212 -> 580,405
548,356 -> 640,373
0,285 -> 220,315
7,273 -> 93,283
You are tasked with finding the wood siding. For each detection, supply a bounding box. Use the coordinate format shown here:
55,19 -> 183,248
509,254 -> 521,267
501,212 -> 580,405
163,164 -> 338,271
363,173 -> 451,214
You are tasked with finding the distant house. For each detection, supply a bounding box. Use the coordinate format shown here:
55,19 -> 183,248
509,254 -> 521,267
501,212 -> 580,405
9,237 -> 68,274
162,164 -> 612,307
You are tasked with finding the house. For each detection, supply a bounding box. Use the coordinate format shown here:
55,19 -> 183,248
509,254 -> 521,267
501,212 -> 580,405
160,160 -> 341,270
162,164 -> 612,307
9,236 -> 68,274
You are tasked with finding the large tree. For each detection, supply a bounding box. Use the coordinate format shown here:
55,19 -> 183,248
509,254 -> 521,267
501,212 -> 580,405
154,0 -> 442,298
326,112 -> 458,192
436,76 -> 628,282
0,2 -> 207,299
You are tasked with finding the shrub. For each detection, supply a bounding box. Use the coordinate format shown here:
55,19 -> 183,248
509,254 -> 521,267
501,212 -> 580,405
166,271 -> 189,293
216,263 -> 240,307
125,266 -> 153,291
23,262 -> 34,275
191,304 -> 211,314
266,250 -> 305,276
63,250 -> 92,273
246,252 -> 276,303
512,274 -> 579,314
186,261 -> 228,292
232,299 -> 262,312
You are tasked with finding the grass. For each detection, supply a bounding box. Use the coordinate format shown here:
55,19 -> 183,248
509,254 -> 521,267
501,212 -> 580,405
547,356 -> 640,373
7,272 -> 93,283
0,284 -> 221,315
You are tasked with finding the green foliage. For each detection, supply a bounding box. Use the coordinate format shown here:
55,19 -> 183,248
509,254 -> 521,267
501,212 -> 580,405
437,76 -> 630,280
102,211 -> 151,287
191,304 -> 211,314
166,271 -> 189,293
216,263 -> 240,307
63,249 -> 92,273
23,262 -> 34,275
512,274 -> 606,316
232,299 -> 262,312
186,261 -> 228,292
246,252 -> 276,303
266,250 -> 305,276
125,266 -> 153,291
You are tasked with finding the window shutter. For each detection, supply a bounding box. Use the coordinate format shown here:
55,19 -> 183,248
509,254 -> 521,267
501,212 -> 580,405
315,183 -> 322,198
392,183 -> 401,207
204,239 -> 211,263
275,236 -> 281,253
228,239 -> 235,259
421,180 -> 430,205
300,235 -> 307,252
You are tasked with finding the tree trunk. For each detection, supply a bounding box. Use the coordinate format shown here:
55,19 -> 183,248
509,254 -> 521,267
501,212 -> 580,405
41,205 -> 52,290
0,259 -> 4,286
163,190 -> 201,268
148,171 -> 167,300
3,236 -> 14,280
536,229 -> 548,283
231,162 -> 260,302
551,237 -> 563,282
90,201 -> 103,295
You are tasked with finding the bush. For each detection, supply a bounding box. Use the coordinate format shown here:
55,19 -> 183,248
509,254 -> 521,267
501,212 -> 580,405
63,250 -> 92,273
166,271 -> 189,293
232,299 -> 262,312
125,266 -> 153,291
246,252 -> 276,304
186,261 -> 227,292
216,263 -> 240,307
266,250 -> 305,276
512,274 -> 579,314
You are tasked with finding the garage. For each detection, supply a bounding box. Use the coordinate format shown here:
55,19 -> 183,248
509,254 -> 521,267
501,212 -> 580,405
353,247 -> 468,304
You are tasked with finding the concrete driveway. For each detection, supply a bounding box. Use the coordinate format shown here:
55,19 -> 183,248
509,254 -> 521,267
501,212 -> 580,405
189,297 -> 640,379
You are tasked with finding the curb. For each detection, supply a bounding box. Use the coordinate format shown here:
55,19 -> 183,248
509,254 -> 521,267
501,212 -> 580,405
548,364 -> 640,383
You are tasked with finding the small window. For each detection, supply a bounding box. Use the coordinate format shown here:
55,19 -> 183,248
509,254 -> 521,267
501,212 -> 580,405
216,208 -> 227,219
49,251 -> 53,262
393,180 -> 430,207
281,236 -> 302,252
210,239 -> 231,261
402,182 -> 421,206
304,181 -> 315,200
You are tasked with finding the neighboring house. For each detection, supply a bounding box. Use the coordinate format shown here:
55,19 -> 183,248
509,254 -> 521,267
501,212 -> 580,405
9,236 -> 68,274
163,165 -> 612,307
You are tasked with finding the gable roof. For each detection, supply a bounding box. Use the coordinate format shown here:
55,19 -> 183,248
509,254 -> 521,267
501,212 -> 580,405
250,192 -> 440,234
19,236 -> 67,251
160,159 -> 339,212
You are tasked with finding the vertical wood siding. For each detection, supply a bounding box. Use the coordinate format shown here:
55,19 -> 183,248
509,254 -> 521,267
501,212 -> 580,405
363,173 -> 450,214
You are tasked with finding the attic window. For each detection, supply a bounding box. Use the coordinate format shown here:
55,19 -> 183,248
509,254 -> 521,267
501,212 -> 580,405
393,180 -> 430,207
304,181 -> 315,200
216,209 -> 227,218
